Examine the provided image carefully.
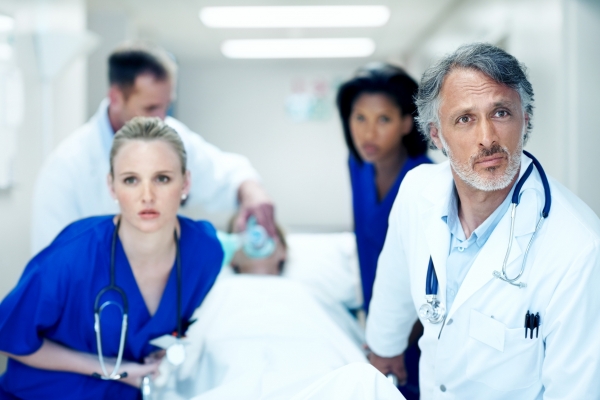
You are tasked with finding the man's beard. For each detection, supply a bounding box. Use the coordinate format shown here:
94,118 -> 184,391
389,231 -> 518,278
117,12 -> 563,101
439,131 -> 523,192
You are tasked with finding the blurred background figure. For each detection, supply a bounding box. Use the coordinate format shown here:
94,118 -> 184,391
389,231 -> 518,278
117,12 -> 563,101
30,40 -> 276,255
336,63 -> 429,399
0,0 -> 599,383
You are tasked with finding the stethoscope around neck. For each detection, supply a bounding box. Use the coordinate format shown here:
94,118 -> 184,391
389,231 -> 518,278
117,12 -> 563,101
92,217 -> 184,382
420,151 -> 552,324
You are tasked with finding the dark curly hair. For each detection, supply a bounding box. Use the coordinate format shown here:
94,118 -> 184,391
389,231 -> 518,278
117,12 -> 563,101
336,63 -> 428,162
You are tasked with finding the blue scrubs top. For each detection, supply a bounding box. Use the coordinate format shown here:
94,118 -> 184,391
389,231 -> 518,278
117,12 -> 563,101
349,154 -> 431,313
0,215 -> 223,400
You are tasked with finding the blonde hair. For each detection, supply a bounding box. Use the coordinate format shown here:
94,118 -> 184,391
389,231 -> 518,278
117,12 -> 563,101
110,117 -> 187,176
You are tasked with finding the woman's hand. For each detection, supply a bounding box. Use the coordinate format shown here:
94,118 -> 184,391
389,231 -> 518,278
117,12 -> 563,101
118,356 -> 163,388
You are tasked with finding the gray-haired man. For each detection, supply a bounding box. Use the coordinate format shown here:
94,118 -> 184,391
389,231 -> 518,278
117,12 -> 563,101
366,43 -> 600,399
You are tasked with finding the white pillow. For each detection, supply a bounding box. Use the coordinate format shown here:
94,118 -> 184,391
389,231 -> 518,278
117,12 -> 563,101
282,232 -> 362,311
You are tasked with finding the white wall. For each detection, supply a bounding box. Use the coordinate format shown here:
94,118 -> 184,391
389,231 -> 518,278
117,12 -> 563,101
176,59 -> 364,231
563,0 -> 600,215
0,0 -> 89,298
403,0 -> 600,216
87,10 -> 135,119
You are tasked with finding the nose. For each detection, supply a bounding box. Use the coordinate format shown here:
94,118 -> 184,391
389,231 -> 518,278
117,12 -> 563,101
141,181 -> 155,204
363,121 -> 377,141
478,118 -> 497,148
155,109 -> 168,120
147,108 -> 167,120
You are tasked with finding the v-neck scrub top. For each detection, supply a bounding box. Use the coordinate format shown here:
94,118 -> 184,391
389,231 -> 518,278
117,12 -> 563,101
0,215 -> 223,400
349,154 -> 431,312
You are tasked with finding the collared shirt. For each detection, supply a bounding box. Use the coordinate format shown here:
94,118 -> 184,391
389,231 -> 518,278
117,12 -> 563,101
442,185 -> 514,312
98,99 -> 115,160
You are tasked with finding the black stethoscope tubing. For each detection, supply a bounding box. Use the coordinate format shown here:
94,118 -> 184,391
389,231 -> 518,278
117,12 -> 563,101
425,151 -> 551,301
93,217 -> 182,379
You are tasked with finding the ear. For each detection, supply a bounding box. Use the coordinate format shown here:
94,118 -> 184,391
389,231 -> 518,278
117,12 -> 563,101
429,124 -> 443,150
182,170 -> 191,197
401,115 -> 414,136
107,173 -> 117,200
108,85 -> 125,109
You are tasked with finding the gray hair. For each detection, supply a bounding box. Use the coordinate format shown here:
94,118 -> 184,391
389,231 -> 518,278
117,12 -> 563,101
110,117 -> 187,175
415,43 -> 534,148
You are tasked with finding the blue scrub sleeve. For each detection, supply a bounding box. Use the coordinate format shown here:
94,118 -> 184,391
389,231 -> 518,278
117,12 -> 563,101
0,261 -> 64,356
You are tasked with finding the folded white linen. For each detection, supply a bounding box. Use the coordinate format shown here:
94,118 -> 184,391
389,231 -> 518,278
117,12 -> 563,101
159,276 -> 369,399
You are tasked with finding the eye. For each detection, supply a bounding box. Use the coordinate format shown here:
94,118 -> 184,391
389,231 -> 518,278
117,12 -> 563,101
353,114 -> 365,122
156,175 -> 171,184
123,176 -> 137,185
495,109 -> 510,118
378,115 -> 391,123
457,115 -> 471,124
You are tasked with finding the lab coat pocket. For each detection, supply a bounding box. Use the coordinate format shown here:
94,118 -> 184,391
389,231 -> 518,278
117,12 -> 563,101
466,309 -> 542,391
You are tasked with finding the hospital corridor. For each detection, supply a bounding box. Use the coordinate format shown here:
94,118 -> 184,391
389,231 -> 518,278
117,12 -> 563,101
0,0 -> 600,399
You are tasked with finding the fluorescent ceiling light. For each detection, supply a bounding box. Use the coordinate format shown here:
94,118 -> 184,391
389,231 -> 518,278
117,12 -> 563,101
200,6 -> 390,28
221,38 -> 375,59
0,15 -> 14,32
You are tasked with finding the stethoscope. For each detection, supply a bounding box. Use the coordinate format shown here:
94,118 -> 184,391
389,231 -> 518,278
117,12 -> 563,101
419,151 -> 551,324
92,217 -> 184,395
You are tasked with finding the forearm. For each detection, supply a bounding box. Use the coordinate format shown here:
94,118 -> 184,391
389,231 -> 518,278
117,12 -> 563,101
1,339 -> 101,376
237,180 -> 271,206
235,180 -> 276,237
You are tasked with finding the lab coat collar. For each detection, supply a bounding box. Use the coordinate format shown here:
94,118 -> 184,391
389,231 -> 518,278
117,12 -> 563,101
420,162 -> 454,309
95,98 -> 115,160
420,153 -> 545,320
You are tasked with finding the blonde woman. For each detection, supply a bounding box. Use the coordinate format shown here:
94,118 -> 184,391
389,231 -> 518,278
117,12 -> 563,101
0,117 -> 223,399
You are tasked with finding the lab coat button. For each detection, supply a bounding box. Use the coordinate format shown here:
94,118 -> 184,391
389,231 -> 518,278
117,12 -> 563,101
458,247 -> 464,252
446,318 -> 453,325
440,384 -> 447,392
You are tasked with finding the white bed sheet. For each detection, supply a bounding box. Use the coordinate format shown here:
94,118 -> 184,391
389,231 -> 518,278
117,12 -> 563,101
158,276 -> 369,399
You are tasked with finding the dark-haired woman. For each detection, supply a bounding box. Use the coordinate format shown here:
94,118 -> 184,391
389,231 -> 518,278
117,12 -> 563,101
337,63 -> 431,399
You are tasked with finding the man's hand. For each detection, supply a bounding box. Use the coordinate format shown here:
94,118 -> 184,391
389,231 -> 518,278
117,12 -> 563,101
235,180 -> 276,237
368,351 -> 407,386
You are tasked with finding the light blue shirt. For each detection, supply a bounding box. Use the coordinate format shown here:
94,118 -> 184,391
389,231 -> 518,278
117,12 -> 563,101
442,186 -> 514,312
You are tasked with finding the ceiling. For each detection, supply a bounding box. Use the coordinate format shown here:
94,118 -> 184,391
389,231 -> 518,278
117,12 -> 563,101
87,0 -> 459,62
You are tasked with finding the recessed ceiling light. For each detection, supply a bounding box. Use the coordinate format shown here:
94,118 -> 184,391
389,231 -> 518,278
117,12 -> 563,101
200,6 -> 390,28
221,38 -> 376,59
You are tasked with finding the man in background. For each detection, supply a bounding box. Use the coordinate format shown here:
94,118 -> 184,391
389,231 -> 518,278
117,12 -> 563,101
31,41 -> 275,254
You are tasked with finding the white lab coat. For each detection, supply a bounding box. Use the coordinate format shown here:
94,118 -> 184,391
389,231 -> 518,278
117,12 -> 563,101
31,100 -> 259,254
366,154 -> 600,400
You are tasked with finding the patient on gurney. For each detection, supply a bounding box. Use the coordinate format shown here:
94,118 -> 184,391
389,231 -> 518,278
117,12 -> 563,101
154,227 -> 404,400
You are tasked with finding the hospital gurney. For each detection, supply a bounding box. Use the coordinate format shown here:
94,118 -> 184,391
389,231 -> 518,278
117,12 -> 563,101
149,233 -> 403,399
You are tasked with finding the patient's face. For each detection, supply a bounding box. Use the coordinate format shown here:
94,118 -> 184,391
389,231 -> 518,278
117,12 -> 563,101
231,241 -> 287,275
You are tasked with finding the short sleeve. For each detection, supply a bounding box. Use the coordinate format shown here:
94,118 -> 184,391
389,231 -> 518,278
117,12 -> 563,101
0,259 -> 64,356
168,118 -> 260,212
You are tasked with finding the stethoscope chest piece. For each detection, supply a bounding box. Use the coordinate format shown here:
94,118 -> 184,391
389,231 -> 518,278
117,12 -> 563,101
419,294 -> 446,324
420,257 -> 446,324
166,341 -> 186,366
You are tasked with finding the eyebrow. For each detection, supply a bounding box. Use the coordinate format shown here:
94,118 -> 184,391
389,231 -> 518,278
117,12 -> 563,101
117,170 -> 175,176
492,100 -> 517,108
449,100 -> 518,118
